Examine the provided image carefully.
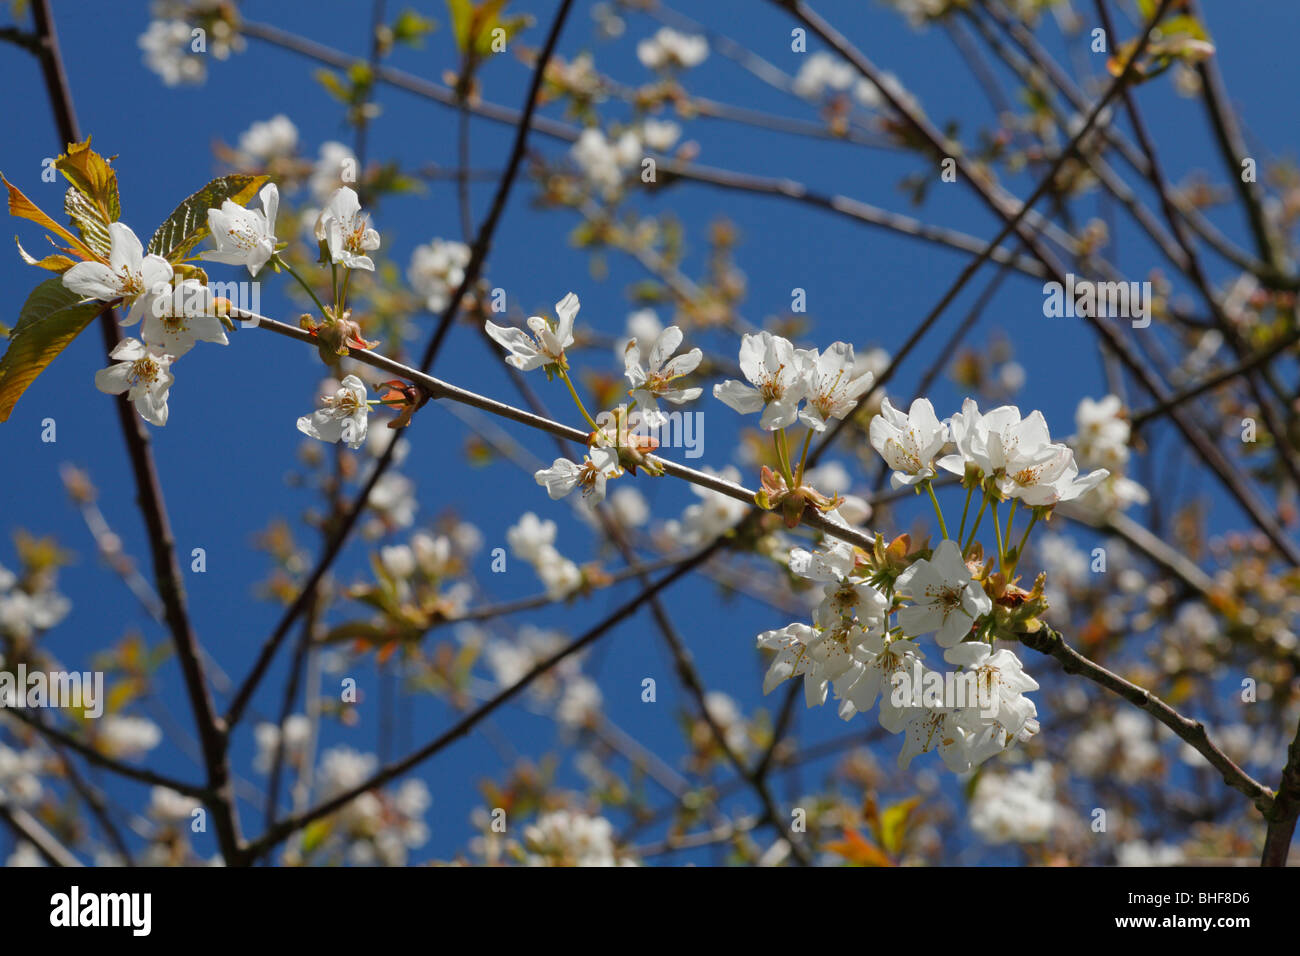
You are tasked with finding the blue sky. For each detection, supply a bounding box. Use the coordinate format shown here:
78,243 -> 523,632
1,0 -> 1296,864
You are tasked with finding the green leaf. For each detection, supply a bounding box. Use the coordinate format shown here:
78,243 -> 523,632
0,277 -> 107,422
299,818 -> 335,855
447,0 -> 473,51
147,174 -> 267,263
64,187 -> 112,259
392,8 -> 436,46
313,68 -> 350,104
477,12 -> 530,56
878,796 -> 922,856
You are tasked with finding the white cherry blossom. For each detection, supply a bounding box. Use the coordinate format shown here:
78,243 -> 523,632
62,222 -> 173,326
713,331 -> 805,430
535,446 -> 622,503
894,539 -> 992,647
315,186 -> 380,271
203,182 -> 280,276
623,325 -> 702,427
408,238 -> 470,312
797,341 -> 875,432
93,338 -> 174,427
140,279 -> 228,357
636,27 -> 708,70
869,397 -> 947,487
296,374 -> 370,449
485,293 -> 579,371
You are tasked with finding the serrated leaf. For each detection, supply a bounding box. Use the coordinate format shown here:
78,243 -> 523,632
53,138 -> 120,218
0,277 -> 108,422
65,187 -> 112,259
147,174 -> 267,263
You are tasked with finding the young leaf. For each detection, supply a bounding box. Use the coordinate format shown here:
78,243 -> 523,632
0,277 -> 109,422
147,174 -> 267,263
54,138 -> 121,259
15,238 -> 75,274
2,171 -> 97,262
64,187 -> 113,259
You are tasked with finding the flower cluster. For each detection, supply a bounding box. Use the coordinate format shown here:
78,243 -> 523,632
47,153 -> 393,442
408,238 -> 471,312
294,746 -> 431,866
714,331 -> 875,433
508,512 -> 583,599
524,810 -> 625,866
486,296 -> 709,508
570,127 -> 643,198
748,395 -> 1112,774
1069,395 -> 1149,514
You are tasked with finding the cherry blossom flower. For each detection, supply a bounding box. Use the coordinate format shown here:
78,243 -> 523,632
869,397 -> 947,487
623,325 -> 703,427
138,18 -> 204,86
535,446 -> 623,503
485,293 -> 579,371
837,633 -> 928,730
937,397 -> 1008,478
938,399 -> 1109,505
661,465 -> 749,546
897,706 -> 972,772
62,222 -> 173,326
945,642 -> 1039,733
253,715 -> 311,774
789,538 -> 887,631
140,280 -> 228,357
315,186 -> 380,271
946,642 -> 1040,765
969,761 -> 1056,844
524,810 -> 626,867
636,27 -> 708,70
237,114 -> 298,164
1070,395 -> 1148,513
507,512 -> 558,565
797,342 -> 875,432
408,238 -> 470,312
571,128 -> 641,197
97,715 -> 162,760
793,51 -> 855,98
759,538 -> 892,714
757,622 -> 837,706
894,539 -> 992,647
93,338 -> 174,427
713,331 -> 805,430
203,182 -> 280,276
309,142 -> 359,203
296,374 -> 370,449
